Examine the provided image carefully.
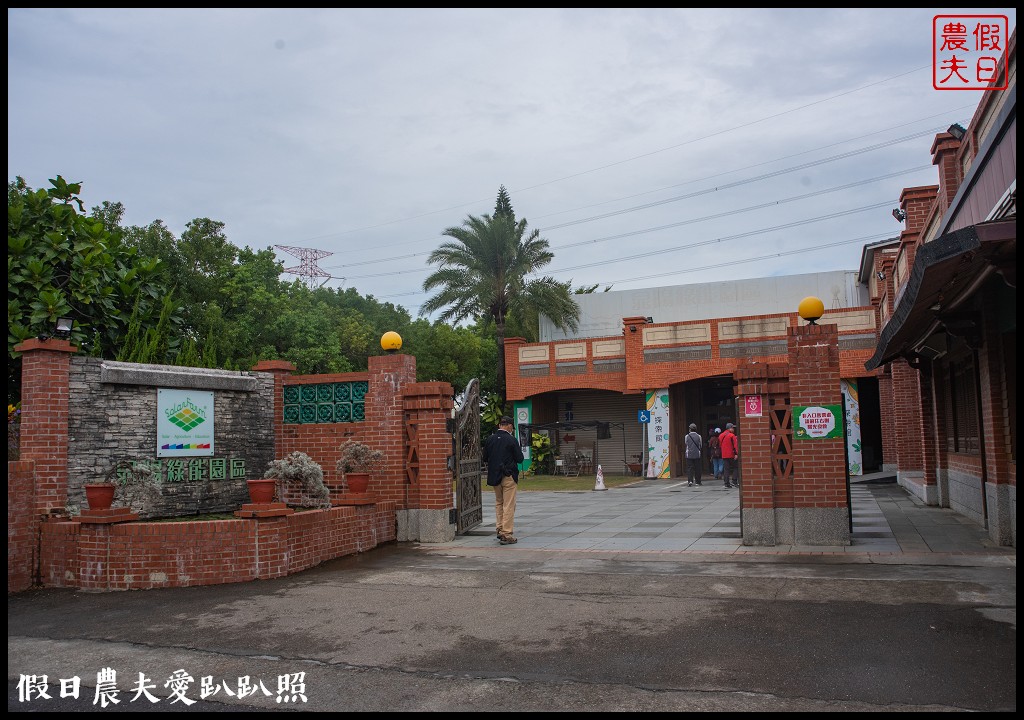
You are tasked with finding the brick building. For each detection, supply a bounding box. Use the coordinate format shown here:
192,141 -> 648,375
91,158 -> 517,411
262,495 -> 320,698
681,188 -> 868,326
507,35 -> 1015,548
865,30 -> 1016,547
506,269 -> 885,480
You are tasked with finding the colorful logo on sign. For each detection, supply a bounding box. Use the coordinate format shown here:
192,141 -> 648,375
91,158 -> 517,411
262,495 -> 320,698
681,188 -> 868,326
168,404 -> 206,431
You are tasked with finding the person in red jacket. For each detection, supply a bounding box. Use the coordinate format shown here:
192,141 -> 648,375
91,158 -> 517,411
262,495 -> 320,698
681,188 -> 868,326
719,423 -> 740,489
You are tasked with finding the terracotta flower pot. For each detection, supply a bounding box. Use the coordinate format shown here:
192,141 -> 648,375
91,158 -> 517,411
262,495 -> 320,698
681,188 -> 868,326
247,478 -> 277,504
345,472 -> 370,494
84,483 -> 116,511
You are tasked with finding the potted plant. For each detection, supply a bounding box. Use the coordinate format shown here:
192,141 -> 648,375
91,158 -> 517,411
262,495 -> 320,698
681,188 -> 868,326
262,451 -> 330,508
85,459 -> 153,511
336,439 -> 386,494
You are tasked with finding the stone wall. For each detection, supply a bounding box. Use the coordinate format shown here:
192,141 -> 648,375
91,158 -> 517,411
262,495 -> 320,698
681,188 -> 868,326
67,358 -> 275,518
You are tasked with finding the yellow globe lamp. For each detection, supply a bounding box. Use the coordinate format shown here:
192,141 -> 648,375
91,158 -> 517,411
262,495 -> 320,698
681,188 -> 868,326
798,296 -> 825,325
381,331 -> 402,353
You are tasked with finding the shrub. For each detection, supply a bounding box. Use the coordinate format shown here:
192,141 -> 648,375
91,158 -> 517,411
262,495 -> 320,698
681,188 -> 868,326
336,440 -> 386,475
264,451 -> 330,509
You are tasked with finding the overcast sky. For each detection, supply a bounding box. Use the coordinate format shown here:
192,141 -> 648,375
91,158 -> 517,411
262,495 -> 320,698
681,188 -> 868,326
7,8 -> 1017,318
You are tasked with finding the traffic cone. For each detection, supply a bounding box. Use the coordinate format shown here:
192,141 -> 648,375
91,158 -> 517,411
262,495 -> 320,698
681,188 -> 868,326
593,464 -> 607,491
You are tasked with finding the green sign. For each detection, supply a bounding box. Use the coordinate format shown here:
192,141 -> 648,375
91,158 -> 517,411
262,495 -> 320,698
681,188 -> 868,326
793,404 -> 843,440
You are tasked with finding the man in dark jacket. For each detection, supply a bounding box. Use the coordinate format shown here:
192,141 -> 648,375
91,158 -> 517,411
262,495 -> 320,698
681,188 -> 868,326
482,415 -> 525,544
684,423 -> 703,486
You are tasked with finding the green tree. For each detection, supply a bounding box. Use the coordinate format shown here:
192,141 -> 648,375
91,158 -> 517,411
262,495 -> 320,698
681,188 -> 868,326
494,184 -> 514,220
7,175 -> 173,401
420,187 -> 580,401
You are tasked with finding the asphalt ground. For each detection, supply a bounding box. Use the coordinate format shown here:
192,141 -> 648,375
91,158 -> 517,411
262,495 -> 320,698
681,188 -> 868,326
8,478 -> 1016,712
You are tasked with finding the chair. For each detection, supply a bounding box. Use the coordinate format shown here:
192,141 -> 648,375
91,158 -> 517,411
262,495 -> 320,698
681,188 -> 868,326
562,454 -> 581,477
578,449 -> 593,475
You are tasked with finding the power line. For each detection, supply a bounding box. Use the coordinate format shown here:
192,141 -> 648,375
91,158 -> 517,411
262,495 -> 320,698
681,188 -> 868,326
333,168 -> 925,282
297,65 -> 951,247
320,127 -> 943,273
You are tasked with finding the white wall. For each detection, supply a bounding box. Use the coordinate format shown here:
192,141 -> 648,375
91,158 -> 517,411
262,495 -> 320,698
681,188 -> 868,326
542,271 -> 867,341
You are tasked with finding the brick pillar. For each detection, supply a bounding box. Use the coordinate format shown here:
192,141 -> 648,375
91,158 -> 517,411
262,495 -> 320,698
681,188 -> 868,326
918,361 -> 939,506
787,323 -> 850,546
623,316 -> 649,393
896,186 -> 938,274
254,516 -> 291,579
400,381 -> 456,542
503,337 -> 527,402
891,359 -> 925,490
8,460 -> 38,592
931,363 -> 951,507
77,523 -> 110,590
366,353 -> 417,509
734,364 -> 777,545
930,132 -> 962,217
978,303 -> 1014,546
15,338 -> 77,514
253,360 -> 296,461
878,372 -> 897,471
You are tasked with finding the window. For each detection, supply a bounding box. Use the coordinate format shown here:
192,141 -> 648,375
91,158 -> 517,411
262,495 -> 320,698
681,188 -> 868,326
945,354 -> 979,455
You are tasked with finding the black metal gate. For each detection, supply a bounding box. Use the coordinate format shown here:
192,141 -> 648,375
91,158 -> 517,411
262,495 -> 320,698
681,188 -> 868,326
453,379 -> 483,534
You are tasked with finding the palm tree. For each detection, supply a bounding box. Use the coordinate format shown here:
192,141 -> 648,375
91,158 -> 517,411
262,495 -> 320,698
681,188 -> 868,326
421,192 -> 580,402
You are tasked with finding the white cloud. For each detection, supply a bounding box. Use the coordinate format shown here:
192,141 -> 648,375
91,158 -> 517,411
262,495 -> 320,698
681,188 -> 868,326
7,7 -> 1016,314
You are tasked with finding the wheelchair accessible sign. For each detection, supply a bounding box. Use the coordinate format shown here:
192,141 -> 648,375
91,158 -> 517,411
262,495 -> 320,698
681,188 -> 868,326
793,404 -> 843,439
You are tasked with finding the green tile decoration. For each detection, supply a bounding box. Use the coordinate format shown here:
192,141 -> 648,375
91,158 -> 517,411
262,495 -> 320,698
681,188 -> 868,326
334,382 -> 350,401
283,381 -> 367,424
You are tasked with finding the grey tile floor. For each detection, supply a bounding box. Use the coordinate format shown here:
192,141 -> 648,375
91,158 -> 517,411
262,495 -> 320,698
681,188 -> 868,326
445,475 -> 1005,556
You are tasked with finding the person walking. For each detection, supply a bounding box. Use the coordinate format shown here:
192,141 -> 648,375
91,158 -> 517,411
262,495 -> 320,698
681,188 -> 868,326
720,422 -> 740,489
482,415 -> 525,544
684,423 -> 703,486
709,427 -> 723,482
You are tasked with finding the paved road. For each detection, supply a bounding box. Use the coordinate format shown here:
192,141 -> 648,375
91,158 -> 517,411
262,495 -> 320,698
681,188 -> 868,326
8,481 -> 1016,712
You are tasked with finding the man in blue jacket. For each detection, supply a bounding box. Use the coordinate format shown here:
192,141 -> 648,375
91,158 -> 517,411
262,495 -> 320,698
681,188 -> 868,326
483,415 -> 525,544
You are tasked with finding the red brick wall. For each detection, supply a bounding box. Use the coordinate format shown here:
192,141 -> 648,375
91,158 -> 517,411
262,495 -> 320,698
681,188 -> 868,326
366,354 -> 417,506
879,373 -> 897,466
38,521 -> 79,588
7,460 -> 38,593
505,312 -> 879,402
14,339 -> 76,513
788,324 -> 847,509
253,359 -> 297,460
733,365 -> 776,511
978,308 -> 1014,487
402,382 -> 456,511
931,133 -> 963,218
42,503 -> 396,591
891,359 -> 924,471
920,367 -> 938,487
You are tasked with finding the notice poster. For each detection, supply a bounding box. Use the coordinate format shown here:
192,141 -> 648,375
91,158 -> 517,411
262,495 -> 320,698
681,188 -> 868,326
841,380 -> 863,476
793,404 -> 843,440
645,389 -> 670,478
